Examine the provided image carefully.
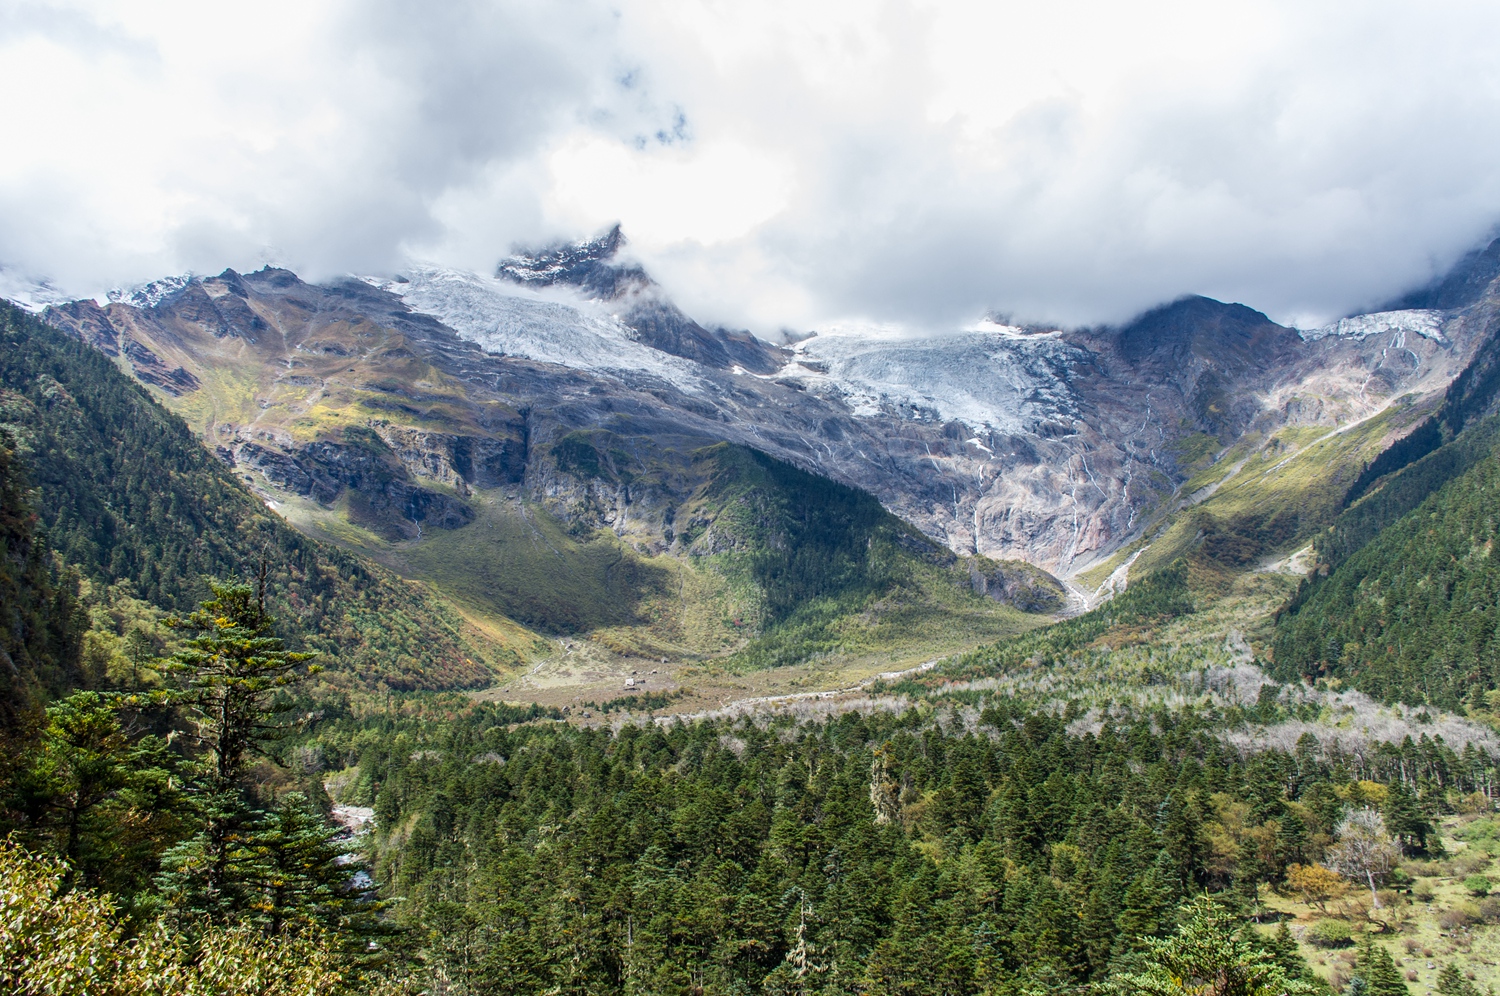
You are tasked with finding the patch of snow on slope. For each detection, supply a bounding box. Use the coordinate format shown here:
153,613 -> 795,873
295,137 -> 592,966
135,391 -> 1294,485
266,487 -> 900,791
1300,309 -> 1447,344
783,324 -> 1083,433
376,266 -> 705,391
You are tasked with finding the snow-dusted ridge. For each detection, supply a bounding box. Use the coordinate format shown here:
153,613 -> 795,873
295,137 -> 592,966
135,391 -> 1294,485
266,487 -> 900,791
5,253 -> 1463,452
107,274 -> 193,310
378,265 -> 1086,433
3,269 -> 202,315
363,261 -> 1463,442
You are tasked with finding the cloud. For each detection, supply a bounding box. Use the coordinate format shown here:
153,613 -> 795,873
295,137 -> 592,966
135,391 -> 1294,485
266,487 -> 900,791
4,0 -> 1500,331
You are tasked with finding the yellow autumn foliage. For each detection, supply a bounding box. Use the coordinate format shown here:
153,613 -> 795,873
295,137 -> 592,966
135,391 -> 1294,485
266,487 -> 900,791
0,838 -> 355,995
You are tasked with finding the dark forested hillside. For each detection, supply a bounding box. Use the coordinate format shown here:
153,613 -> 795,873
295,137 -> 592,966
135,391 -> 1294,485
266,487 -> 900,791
1271,432 -> 1500,707
694,442 -> 941,626
0,302 -> 497,689
0,438 -> 84,733
683,443 -> 1017,668
1319,418 -> 1500,572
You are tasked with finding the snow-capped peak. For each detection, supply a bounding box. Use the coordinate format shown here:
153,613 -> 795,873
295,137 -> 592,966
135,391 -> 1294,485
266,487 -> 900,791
107,274 -> 194,310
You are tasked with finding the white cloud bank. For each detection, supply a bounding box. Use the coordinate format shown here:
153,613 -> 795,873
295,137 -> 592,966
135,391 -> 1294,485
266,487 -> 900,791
4,0 -> 1500,332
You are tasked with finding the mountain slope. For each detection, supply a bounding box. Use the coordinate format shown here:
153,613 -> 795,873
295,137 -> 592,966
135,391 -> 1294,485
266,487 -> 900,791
1268,299 -> 1500,706
1058,256 -> 1500,598
0,301 -> 518,689
35,267 -> 1059,672
28,232 -> 1500,683
1269,418 -> 1500,707
0,437 -> 84,729
287,430 -> 1053,672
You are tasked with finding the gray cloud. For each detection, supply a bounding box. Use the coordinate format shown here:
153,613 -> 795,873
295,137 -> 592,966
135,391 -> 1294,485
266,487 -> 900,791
4,1 -> 1500,330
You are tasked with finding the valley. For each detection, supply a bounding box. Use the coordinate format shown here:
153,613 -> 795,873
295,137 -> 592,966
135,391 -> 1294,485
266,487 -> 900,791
33,231 -> 1500,703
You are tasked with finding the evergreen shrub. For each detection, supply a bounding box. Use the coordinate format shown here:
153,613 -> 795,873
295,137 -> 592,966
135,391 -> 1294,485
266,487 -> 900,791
1307,919 -> 1354,948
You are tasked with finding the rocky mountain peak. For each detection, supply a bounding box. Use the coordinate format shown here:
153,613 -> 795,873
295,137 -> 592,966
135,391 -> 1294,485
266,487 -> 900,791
1112,295 -> 1295,366
491,226 -> 784,373
495,223 -> 650,301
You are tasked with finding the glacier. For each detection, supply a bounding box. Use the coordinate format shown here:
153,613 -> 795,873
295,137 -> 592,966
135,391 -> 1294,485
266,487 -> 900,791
382,263 -> 1085,436
373,266 -> 709,393
1300,309 -> 1448,344
782,324 -> 1083,434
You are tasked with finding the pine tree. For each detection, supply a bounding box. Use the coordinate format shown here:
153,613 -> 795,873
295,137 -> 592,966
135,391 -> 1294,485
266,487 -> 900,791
1115,852 -> 1179,956
1158,791 -> 1206,892
161,574 -> 319,791
157,575 -> 319,920
241,792 -> 386,945
1382,783 -> 1431,854
1262,921 -> 1316,984
1436,963 -> 1482,996
1354,936 -> 1409,996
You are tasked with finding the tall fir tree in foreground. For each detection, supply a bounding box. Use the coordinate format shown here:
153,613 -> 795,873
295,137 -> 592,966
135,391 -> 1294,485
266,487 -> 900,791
156,575 -> 319,921
241,791 -> 390,959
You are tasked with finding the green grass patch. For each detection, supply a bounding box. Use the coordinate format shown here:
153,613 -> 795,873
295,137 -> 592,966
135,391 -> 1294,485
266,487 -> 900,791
1170,431 -> 1222,471
1074,540 -> 1144,593
396,494 -> 676,636
1180,441 -> 1252,496
1131,408 -> 1409,585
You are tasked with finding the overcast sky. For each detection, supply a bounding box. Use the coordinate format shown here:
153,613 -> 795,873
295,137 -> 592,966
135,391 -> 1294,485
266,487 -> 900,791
4,0 -> 1500,331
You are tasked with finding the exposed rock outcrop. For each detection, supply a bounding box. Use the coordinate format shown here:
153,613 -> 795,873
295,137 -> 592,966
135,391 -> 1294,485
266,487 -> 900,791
238,428 -> 472,540
966,558 -> 1067,614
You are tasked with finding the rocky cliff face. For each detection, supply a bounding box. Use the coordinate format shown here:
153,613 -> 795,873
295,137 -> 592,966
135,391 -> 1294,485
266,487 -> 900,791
38,234 -> 1500,581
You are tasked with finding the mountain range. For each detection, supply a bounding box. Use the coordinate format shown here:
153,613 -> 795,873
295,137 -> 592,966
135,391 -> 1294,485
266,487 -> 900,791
37,237 -> 1498,540
11,229 -> 1500,683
